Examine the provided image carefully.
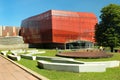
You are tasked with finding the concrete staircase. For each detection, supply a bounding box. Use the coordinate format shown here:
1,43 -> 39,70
0,36 -> 28,50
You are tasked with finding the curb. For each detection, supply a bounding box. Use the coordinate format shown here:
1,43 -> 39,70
0,54 -> 49,80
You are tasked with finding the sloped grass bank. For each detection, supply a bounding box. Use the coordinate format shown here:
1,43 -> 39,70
16,50 -> 120,80
17,58 -> 120,80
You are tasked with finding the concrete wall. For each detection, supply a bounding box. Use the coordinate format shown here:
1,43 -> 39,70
0,36 -> 24,45
38,60 -> 106,72
0,44 -> 28,50
0,36 -> 28,50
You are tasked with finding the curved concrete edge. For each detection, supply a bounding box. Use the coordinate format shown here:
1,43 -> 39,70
21,54 -> 36,60
7,54 -> 21,61
37,59 -> 120,73
84,60 -> 120,68
0,54 -> 49,80
37,60 -> 106,72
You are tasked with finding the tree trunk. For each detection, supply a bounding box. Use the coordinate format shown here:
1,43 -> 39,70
110,46 -> 114,52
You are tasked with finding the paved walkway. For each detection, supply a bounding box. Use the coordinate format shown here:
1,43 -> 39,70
0,55 -> 41,80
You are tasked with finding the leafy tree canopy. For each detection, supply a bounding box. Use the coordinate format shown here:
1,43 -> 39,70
95,4 -> 120,52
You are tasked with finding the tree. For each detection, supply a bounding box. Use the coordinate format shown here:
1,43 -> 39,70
95,4 -> 120,52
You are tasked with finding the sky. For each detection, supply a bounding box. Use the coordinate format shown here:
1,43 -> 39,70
0,0 -> 120,27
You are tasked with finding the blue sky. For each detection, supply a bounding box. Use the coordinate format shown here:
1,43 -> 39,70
0,0 -> 120,26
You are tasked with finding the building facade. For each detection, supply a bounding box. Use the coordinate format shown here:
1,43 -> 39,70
0,26 -> 20,37
20,10 -> 98,49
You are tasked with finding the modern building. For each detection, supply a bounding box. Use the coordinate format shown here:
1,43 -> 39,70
20,10 -> 98,49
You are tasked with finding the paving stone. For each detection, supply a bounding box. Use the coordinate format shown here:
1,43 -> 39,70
0,55 -> 40,80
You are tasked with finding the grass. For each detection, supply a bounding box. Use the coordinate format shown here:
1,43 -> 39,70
34,49 -> 120,61
33,49 -> 57,56
76,53 -> 120,62
16,49 -> 120,80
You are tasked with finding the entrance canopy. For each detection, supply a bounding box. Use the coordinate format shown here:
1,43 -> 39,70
65,40 -> 94,49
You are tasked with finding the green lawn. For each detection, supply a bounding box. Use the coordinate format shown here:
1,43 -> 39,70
16,49 -> 120,80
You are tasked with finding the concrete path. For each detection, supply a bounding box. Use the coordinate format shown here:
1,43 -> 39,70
0,55 -> 42,80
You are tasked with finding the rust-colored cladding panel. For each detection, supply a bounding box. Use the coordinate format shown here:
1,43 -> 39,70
51,10 -> 97,43
21,10 -> 52,43
20,10 -> 98,44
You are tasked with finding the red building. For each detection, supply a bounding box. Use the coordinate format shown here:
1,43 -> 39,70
20,10 -> 98,49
